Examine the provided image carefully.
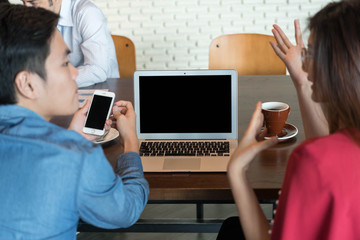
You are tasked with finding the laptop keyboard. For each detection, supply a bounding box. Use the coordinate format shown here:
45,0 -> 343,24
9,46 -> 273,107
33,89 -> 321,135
139,141 -> 230,157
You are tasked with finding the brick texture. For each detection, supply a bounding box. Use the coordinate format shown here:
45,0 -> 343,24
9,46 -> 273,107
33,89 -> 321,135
10,0 -> 334,71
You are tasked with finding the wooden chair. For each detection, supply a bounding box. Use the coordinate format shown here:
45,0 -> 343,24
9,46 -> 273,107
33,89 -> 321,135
209,33 -> 286,75
111,35 -> 136,78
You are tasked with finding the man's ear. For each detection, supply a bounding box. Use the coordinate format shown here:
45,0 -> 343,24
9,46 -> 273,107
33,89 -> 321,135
14,71 -> 39,100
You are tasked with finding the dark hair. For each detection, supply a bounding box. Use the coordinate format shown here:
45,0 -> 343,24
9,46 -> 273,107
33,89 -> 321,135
0,4 -> 59,104
309,1 -> 360,134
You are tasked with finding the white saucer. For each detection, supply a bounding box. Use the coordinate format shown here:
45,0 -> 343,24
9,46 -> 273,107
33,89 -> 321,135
264,123 -> 298,141
93,128 -> 119,144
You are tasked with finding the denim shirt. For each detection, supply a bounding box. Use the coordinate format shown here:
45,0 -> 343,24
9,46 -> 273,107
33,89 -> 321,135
0,105 -> 149,239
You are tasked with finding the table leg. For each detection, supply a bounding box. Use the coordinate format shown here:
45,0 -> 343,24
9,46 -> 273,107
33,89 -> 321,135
196,203 -> 204,221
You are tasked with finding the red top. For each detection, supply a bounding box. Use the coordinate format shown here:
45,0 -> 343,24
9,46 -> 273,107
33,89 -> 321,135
271,129 -> 360,240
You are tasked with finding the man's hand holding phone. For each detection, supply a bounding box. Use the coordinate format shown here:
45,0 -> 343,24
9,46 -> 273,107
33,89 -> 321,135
69,99 -> 112,141
70,91 -> 138,152
83,90 -> 115,136
112,100 -> 139,153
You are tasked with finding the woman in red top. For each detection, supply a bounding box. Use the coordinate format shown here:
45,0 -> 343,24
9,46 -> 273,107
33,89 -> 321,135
221,1 -> 360,240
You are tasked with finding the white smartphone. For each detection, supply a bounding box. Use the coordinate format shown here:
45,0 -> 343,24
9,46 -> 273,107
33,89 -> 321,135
83,90 -> 115,136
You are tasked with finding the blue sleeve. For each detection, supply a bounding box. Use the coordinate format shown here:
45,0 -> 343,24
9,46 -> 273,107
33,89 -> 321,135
77,148 -> 149,229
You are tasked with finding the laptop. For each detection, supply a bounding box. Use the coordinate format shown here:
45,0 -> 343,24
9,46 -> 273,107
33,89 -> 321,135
134,69 -> 238,172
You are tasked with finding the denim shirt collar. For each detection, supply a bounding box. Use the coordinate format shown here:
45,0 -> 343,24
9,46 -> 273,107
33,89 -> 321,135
0,105 -> 44,121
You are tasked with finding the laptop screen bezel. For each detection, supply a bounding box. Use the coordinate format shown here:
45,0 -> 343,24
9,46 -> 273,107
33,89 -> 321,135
134,69 -> 238,140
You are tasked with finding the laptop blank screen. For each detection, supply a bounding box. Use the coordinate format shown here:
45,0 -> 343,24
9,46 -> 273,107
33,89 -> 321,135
139,75 -> 232,133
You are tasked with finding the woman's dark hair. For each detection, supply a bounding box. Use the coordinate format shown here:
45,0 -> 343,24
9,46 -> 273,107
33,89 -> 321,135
309,1 -> 360,134
0,4 -> 59,104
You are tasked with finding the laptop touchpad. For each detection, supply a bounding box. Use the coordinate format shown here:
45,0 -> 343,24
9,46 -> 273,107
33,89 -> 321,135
163,158 -> 201,170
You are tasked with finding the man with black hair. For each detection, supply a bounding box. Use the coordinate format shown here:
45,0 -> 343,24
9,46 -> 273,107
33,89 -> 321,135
0,4 -> 148,239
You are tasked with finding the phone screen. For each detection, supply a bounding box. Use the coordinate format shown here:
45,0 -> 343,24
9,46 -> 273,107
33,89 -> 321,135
85,95 -> 113,130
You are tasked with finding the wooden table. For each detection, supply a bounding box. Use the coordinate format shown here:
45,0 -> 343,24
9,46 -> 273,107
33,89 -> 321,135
52,75 -> 304,232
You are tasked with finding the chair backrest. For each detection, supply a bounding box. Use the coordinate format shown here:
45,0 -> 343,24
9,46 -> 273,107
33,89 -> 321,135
209,33 -> 286,75
111,35 -> 136,78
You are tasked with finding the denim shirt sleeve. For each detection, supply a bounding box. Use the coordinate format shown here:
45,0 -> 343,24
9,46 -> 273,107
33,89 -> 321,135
77,148 -> 149,229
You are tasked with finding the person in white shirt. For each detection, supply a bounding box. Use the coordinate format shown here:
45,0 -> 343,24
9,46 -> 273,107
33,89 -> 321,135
23,0 -> 120,87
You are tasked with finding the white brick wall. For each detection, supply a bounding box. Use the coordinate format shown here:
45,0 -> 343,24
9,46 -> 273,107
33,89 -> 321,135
10,0 -> 334,71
